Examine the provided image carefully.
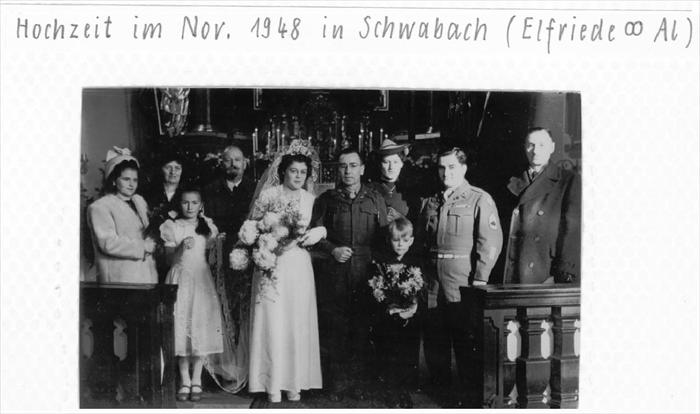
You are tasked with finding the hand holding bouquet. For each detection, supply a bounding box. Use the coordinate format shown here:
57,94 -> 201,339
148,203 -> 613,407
368,263 -> 425,319
228,200 -> 309,285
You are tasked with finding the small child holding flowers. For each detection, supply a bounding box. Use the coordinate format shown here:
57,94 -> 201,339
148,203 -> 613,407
368,216 -> 425,409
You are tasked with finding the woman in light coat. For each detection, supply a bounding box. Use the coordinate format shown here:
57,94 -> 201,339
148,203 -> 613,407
87,147 -> 158,284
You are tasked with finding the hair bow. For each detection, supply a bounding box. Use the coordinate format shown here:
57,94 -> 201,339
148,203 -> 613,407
106,146 -> 133,162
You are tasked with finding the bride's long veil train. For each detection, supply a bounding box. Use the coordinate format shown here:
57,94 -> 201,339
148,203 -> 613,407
201,139 -> 321,394
204,233 -> 249,393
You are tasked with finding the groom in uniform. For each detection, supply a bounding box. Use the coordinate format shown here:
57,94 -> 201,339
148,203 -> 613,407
311,147 -> 389,401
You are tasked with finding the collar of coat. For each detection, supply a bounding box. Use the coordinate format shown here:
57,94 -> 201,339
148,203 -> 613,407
331,183 -> 376,202
109,193 -> 150,228
443,180 -> 471,202
425,180 -> 470,208
214,176 -> 252,192
508,163 -> 562,203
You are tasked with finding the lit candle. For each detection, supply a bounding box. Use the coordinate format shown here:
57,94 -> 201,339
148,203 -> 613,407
369,131 -> 373,151
379,128 -> 383,143
253,128 -> 258,154
266,131 -> 271,155
276,128 -> 280,151
358,133 -> 363,154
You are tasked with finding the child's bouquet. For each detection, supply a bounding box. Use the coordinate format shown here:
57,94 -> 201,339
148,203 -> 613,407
228,199 -> 309,291
368,263 -> 425,315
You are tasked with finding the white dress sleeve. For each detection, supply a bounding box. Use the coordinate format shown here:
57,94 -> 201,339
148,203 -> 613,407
159,220 -> 181,248
301,190 -> 315,221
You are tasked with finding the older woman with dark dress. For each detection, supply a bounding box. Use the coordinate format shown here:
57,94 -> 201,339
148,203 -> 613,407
144,153 -> 186,281
144,152 -> 185,221
87,147 -> 158,284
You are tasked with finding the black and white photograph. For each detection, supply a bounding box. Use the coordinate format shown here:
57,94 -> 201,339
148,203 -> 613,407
2,1 -> 699,413
79,87 -> 581,409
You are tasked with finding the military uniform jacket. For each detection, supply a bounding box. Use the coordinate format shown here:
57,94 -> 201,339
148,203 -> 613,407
417,181 -> 503,300
504,164 -> 581,284
312,184 -> 389,258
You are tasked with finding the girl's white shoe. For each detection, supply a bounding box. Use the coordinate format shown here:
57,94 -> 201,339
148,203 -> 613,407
267,392 -> 282,403
286,391 -> 301,402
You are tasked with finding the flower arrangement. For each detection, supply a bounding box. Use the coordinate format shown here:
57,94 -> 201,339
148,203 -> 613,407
368,263 -> 425,311
229,197 -> 309,293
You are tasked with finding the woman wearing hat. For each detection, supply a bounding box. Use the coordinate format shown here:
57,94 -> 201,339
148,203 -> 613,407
87,147 -> 158,284
368,139 -> 410,221
368,139 -> 426,402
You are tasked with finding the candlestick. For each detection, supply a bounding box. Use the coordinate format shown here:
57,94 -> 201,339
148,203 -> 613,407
266,131 -> 271,156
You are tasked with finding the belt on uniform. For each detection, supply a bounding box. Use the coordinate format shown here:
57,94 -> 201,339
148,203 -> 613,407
433,253 -> 470,259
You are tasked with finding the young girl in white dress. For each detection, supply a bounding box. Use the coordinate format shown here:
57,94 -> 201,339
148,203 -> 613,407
160,188 -> 223,402
247,153 -> 327,403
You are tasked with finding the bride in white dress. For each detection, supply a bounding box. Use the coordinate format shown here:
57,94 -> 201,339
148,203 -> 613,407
247,152 -> 326,403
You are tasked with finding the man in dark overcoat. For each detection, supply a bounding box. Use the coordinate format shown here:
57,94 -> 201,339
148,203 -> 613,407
311,147 -> 389,401
503,127 -> 581,284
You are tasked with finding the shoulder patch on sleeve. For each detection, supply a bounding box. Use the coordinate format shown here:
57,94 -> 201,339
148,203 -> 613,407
489,213 -> 499,230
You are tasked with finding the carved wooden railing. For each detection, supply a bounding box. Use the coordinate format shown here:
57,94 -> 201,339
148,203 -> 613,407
80,282 -> 178,408
461,284 -> 581,409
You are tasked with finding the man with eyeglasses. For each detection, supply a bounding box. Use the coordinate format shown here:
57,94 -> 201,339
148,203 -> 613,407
311,147 -> 389,402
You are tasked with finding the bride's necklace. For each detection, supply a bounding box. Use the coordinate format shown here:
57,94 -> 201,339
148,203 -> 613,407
281,186 -> 302,202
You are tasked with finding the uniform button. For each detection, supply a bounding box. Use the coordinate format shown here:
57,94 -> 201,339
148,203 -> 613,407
537,210 -> 544,216
534,236 -> 541,242
528,262 -> 534,268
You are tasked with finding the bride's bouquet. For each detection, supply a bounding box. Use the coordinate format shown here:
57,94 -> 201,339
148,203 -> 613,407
368,263 -> 425,315
229,199 -> 309,287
